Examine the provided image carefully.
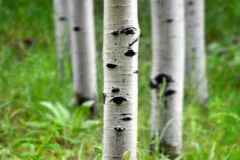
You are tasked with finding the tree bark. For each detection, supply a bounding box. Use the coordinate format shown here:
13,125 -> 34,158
150,0 -> 185,158
53,0 -> 69,81
185,0 -> 208,105
103,0 -> 140,159
68,0 -> 97,116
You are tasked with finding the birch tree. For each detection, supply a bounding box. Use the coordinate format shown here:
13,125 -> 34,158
68,0 -> 97,115
185,0 -> 208,105
103,0 -> 140,159
150,0 -> 185,158
53,0 -> 69,80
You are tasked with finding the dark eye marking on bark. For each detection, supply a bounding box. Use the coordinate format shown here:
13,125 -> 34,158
134,70 -> 139,74
166,19 -> 174,23
150,74 -> 174,90
114,127 -> 125,132
111,27 -> 137,36
59,16 -> 67,21
106,63 -> 118,69
129,38 -> 139,47
73,26 -> 81,32
121,117 -> 132,121
164,90 -> 176,97
110,97 -> 127,105
111,30 -> 120,36
112,88 -> 120,93
124,49 -> 136,57
155,74 -> 174,84
120,27 -> 137,35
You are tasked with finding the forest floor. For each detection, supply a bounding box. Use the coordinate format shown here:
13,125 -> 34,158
0,1 -> 240,160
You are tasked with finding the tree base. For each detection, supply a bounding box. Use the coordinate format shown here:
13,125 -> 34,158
74,92 -> 97,118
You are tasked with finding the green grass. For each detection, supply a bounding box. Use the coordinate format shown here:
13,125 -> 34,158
0,0 -> 240,159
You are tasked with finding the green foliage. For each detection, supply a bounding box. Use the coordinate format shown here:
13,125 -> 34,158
0,0 -> 240,159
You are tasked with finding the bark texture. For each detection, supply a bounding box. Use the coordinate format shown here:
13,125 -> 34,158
103,0 -> 140,159
185,0 -> 208,104
53,0 -> 69,80
150,0 -> 185,158
68,0 -> 97,115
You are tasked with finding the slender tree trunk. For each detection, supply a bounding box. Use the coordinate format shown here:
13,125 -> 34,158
103,0 -> 140,159
150,0 -> 185,158
68,0 -> 97,116
185,0 -> 208,105
53,0 -> 69,81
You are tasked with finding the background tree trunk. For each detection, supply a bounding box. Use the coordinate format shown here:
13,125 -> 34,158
103,0 -> 140,159
185,0 -> 208,105
150,0 -> 185,158
53,0 -> 69,81
68,0 -> 97,116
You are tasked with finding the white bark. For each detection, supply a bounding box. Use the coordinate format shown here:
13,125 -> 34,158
103,0 -> 140,159
185,0 -> 208,104
68,0 -> 97,115
150,0 -> 185,158
53,0 -> 69,80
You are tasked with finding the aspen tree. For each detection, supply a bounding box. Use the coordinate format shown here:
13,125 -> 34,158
68,0 -> 97,115
53,0 -> 69,80
103,0 -> 140,159
150,0 -> 185,158
185,0 -> 208,105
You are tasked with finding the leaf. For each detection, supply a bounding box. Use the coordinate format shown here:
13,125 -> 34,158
40,101 -> 71,126
122,151 -> 131,160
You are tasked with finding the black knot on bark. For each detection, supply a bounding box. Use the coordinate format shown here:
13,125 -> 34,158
134,70 -> 139,74
124,49 -> 136,57
150,74 -> 174,90
155,74 -> 174,84
106,63 -> 118,69
120,27 -> 137,35
111,30 -> 120,36
59,16 -> 67,21
164,90 -> 176,97
166,19 -> 174,23
110,97 -> 127,105
121,117 -> 132,121
114,127 -> 125,132
73,26 -> 81,32
112,88 -> 120,93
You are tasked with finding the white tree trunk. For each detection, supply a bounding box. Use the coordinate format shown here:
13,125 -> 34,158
150,0 -> 185,158
68,0 -> 97,115
103,0 -> 140,159
185,0 -> 208,105
53,0 -> 69,81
